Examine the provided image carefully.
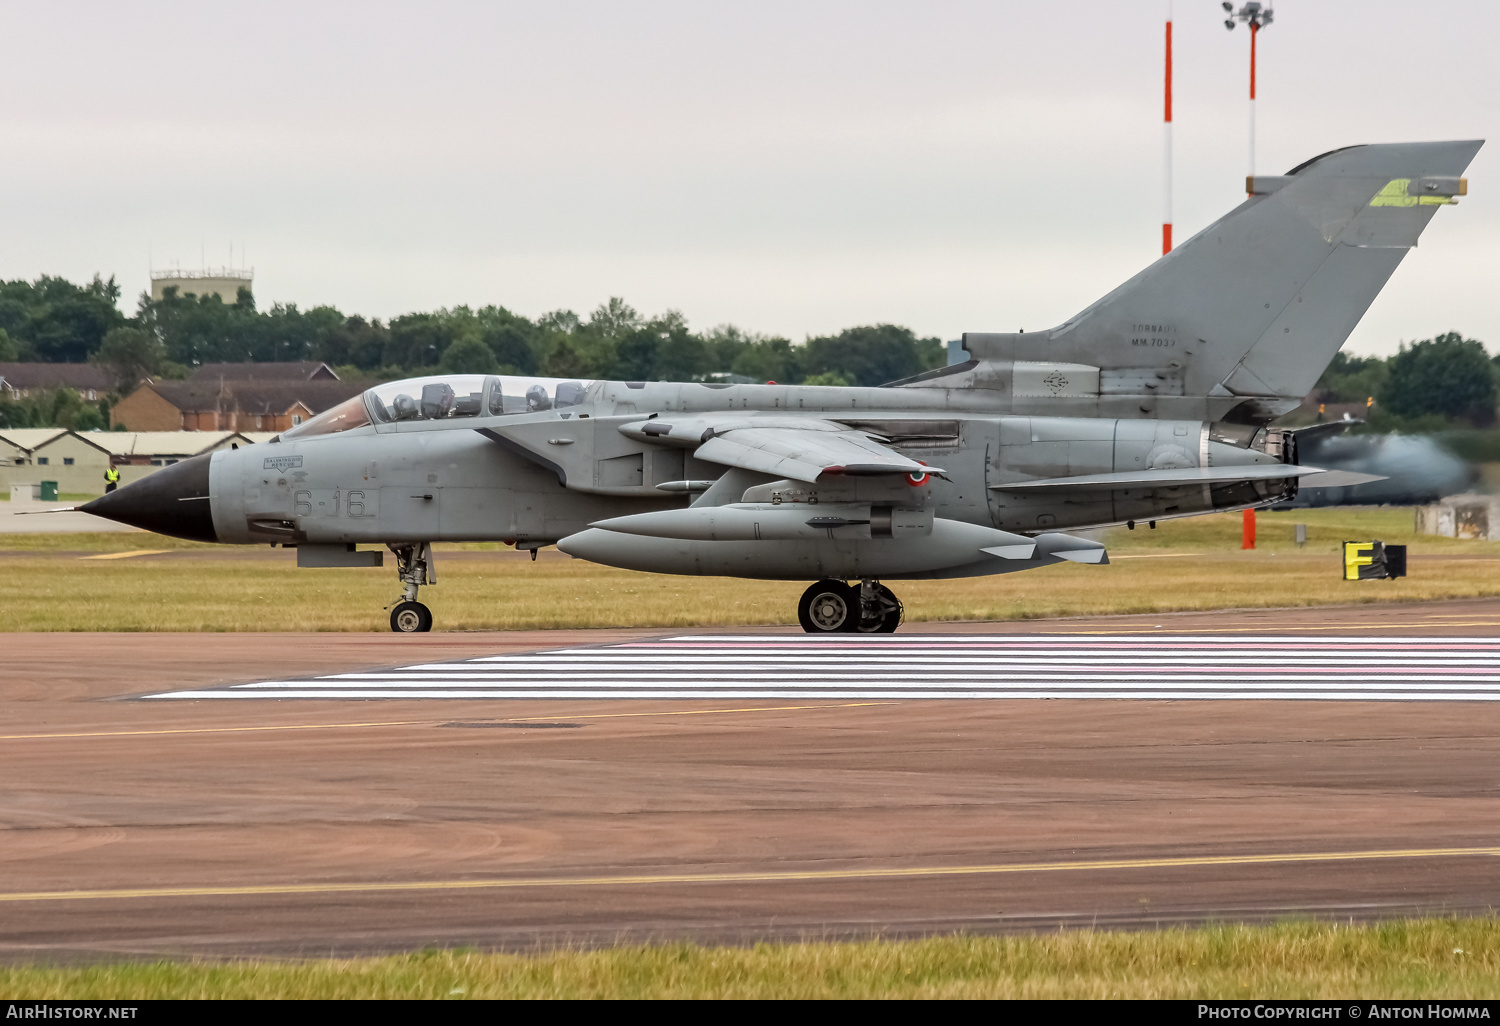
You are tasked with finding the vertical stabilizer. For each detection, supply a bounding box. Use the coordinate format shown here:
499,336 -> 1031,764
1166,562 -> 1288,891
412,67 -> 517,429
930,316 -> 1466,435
964,140 -> 1480,408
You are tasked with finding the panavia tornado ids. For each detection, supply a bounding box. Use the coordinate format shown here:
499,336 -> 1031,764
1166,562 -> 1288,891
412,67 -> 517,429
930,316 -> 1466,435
77,140 -> 1479,633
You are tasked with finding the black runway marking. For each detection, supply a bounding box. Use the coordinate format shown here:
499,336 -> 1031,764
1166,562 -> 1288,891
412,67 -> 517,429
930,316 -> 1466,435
144,635 -> 1500,701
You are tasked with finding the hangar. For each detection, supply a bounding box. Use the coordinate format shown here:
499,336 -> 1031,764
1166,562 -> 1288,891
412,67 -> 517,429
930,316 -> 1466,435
0,429 -> 275,496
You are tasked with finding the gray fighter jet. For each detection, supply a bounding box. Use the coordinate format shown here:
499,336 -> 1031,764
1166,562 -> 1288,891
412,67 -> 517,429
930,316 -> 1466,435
79,141 -> 1479,633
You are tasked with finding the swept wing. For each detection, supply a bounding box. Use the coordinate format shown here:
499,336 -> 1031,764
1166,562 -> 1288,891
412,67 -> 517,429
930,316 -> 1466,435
620,415 -> 939,483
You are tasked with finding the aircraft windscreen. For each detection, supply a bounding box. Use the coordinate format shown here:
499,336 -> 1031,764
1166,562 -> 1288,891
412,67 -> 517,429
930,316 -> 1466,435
277,375 -> 599,438
279,394 -> 372,440
350,374 -> 596,427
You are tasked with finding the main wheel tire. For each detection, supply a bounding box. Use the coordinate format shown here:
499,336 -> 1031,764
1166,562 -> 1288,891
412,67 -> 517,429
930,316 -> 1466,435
797,580 -> 857,633
390,600 -> 433,633
855,584 -> 903,634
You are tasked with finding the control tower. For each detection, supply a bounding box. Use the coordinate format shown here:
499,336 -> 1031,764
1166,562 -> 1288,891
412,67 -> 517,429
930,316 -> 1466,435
150,266 -> 254,304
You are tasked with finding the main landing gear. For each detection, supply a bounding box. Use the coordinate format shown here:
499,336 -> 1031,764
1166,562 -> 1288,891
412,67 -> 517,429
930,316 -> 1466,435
388,541 -> 436,633
797,579 -> 903,634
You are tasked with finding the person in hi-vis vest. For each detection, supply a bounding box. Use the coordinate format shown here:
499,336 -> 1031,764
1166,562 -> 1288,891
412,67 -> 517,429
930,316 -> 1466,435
104,463 -> 120,493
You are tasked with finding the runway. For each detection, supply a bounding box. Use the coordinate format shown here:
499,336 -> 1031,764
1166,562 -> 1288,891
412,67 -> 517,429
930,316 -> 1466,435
7,600 -> 1500,959
0,497 -> 140,534
149,634 -> 1500,701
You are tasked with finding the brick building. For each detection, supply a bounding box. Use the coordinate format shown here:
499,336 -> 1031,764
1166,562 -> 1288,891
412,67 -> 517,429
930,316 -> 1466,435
110,379 -> 366,432
189,361 -> 340,384
0,363 -> 109,401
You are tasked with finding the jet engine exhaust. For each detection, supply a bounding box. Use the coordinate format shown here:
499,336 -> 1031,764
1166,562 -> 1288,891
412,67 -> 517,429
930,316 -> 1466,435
1281,433 -> 1474,508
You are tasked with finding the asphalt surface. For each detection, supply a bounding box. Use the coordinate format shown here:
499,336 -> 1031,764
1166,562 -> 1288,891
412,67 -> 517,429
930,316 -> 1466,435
0,498 -> 140,534
7,601 -> 1500,960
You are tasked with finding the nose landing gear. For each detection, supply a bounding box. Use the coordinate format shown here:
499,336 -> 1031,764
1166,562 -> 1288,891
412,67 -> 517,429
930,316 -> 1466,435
796,579 -> 903,634
387,542 -> 436,633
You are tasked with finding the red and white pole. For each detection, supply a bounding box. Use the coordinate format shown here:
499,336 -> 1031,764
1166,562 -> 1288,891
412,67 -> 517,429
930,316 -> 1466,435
1243,18 -> 1257,545
1242,11 -> 1256,554
1220,4 -> 1270,548
1162,1 -> 1173,254
1247,19 -> 1258,182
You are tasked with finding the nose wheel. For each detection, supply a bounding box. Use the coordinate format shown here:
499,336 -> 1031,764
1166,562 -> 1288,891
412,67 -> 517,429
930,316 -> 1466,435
387,542 -> 436,633
797,579 -> 903,633
390,601 -> 433,633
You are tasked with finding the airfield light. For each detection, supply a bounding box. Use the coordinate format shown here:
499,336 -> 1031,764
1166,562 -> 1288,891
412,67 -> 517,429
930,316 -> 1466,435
1223,3 -> 1274,182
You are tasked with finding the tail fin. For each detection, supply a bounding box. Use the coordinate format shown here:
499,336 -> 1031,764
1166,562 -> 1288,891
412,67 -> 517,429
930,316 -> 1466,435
962,140 -> 1481,410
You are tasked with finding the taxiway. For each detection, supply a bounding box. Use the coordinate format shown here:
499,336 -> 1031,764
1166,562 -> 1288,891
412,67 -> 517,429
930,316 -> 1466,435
6,600 -> 1500,959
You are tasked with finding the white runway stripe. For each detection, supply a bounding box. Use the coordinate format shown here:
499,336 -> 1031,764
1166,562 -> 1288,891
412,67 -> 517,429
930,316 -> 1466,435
158,691 -> 1500,701
306,674 -> 1500,685
428,657 -> 1500,667
140,634 -> 1500,702
313,672 -> 1500,681
650,635 -> 1500,642
343,663 -> 1500,674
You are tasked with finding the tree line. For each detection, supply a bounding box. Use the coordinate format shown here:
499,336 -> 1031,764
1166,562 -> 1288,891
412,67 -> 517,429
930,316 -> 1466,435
1312,332 -> 1497,430
2,274 -> 1492,434
0,275 -> 944,403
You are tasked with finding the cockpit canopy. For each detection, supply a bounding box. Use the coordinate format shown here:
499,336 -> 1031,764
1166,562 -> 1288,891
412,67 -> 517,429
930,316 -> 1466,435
279,374 -> 596,440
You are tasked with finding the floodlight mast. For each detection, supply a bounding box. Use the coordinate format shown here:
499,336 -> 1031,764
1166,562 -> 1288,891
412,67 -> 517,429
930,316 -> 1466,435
1223,2 -> 1274,187
1222,2 -> 1273,547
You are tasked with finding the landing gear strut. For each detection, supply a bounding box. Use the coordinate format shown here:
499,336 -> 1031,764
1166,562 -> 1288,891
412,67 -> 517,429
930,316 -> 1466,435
855,580 -> 903,634
797,579 -> 903,634
387,541 -> 435,633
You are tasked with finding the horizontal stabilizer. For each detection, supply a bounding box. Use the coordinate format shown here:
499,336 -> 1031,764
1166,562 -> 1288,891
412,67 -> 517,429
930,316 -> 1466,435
1292,420 -> 1362,445
993,464 -> 1323,491
1298,469 -> 1388,488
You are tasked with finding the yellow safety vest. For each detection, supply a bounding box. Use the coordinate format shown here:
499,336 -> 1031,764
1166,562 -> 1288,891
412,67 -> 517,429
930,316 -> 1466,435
105,467 -> 120,483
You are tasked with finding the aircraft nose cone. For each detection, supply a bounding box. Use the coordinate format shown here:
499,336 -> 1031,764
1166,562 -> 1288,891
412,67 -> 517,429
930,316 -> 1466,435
79,453 -> 218,542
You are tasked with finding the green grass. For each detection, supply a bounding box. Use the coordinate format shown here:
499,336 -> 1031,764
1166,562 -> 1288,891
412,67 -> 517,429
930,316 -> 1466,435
5,919 -> 1500,998
4,507 -> 1499,631
0,531 -> 219,552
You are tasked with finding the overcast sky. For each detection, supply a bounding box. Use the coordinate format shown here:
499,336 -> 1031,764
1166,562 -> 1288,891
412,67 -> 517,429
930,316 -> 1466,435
1,1 -> 1494,355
